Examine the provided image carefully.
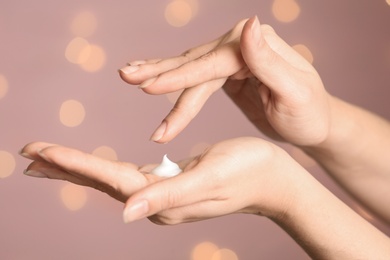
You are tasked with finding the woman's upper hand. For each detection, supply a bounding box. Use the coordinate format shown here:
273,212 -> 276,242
119,16 -> 331,146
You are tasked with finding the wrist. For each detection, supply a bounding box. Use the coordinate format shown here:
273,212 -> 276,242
300,96 -> 358,159
253,147 -> 313,221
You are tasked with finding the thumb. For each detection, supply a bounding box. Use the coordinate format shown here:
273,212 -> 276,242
122,168 -> 211,223
240,16 -> 303,95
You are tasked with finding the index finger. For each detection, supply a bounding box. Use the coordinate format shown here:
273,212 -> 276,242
138,41 -> 245,95
119,37 -> 223,86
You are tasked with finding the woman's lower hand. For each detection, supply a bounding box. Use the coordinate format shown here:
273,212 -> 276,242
20,137 -> 307,225
20,142 -> 164,203
122,137 -> 306,225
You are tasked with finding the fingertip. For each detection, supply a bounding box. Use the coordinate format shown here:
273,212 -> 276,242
150,121 -> 168,143
118,66 -> 144,86
19,141 -> 56,160
123,199 -> 150,223
19,151 -> 34,160
119,65 -> 140,75
241,15 -> 262,50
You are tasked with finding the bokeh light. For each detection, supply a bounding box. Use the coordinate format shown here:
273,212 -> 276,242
293,44 -> 314,64
0,74 -> 9,99
186,0 -> 199,17
60,183 -> 88,211
211,248 -> 239,260
79,44 -> 106,72
165,0 -> 194,27
0,150 -> 16,179
191,241 -> 219,260
92,145 -> 118,161
65,37 -> 91,64
387,0 -> 390,6
272,0 -> 301,23
70,11 -> 98,37
59,99 -> 86,127
190,142 -> 210,157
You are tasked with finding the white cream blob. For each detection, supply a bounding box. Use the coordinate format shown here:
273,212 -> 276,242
150,154 -> 182,178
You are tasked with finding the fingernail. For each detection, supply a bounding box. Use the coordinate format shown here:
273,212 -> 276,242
37,149 -> 52,163
123,199 -> 149,223
251,16 -> 261,44
127,60 -> 146,66
24,169 -> 47,178
119,65 -> 140,75
139,77 -> 157,89
19,151 -> 33,160
150,121 -> 167,142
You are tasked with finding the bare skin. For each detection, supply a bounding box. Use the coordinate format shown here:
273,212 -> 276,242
21,16 -> 390,259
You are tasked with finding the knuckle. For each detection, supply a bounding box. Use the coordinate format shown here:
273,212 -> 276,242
179,48 -> 197,64
162,188 -> 181,210
148,213 -> 182,226
197,51 -> 218,78
198,51 -> 217,63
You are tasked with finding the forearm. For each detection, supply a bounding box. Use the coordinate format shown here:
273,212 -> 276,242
272,169 -> 390,259
302,96 -> 390,222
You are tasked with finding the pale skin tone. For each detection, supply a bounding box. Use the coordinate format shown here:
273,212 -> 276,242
20,16 -> 390,259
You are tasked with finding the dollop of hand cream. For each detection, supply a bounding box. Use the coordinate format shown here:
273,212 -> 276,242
150,154 -> 182,178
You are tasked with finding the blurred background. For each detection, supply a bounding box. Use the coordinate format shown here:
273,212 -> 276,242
1,0 -> 390,259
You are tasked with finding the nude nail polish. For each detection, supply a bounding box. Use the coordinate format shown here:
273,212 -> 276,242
119,65 -> 139,74
138,77 -> 157,89
18,151 -> 34,160
127,60 -> 146,66
251,16 -> 261,44
24,169 -> 47,178
150,121 -> 167,142
123,199 -> 149,223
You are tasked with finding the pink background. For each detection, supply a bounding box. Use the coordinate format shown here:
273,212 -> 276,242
1,0 -> 390,259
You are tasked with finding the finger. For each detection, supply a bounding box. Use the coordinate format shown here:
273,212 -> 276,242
137,41 -> 245,95
25,160 -> 89,186
240,16 -> 309,96
119,37 -> 223,86
150,77 -> 227,143
19,141 -> 57,161
25,160 -> 131,202
37,145 -> 149,192
123,164 -> 216,223
148,200 -> 232,225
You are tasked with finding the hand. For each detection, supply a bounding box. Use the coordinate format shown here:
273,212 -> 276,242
20,141 -> 390,259
19,138 -> 306,226
119,16 -> 331,146
122,137 -> 306,225
19,142 -> 166,203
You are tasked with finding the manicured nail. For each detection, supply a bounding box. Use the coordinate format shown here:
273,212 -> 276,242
19,151 -> 33,160
150,121 -> 167,142
127,60 -> 146,66
123,199 -> 149,223
119,65 -> 140,75
24,169 -> 47,178
139,77 -> 157,89
37,149 -> 52,163
251,16 -> 261,44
